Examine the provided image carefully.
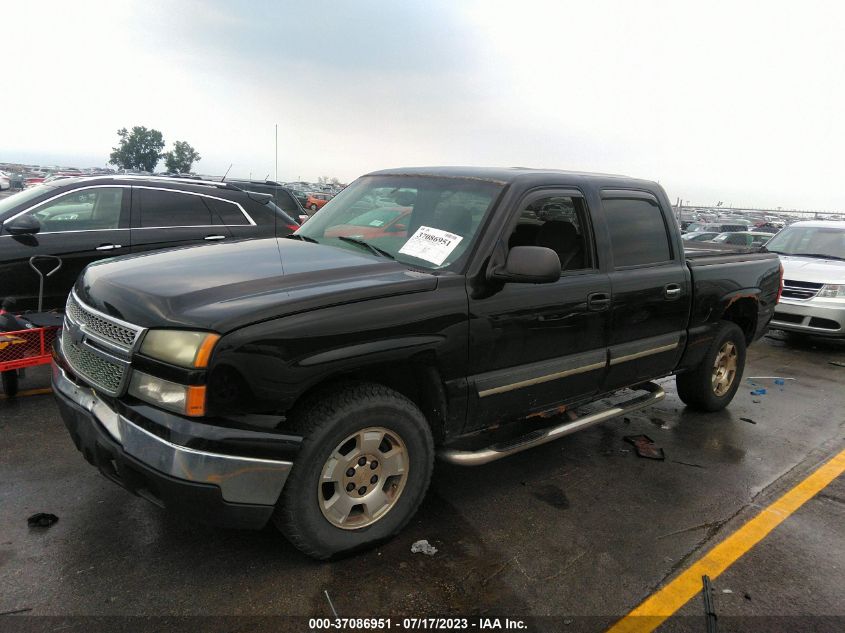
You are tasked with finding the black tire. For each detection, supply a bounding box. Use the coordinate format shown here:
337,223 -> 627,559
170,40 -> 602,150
2,370 -> 19,397
274,382 -> 434,559
676,320 -> 746,412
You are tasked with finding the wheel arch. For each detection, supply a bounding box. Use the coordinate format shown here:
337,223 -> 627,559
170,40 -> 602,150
287,358 -> 449,443
719,294 -> 759,344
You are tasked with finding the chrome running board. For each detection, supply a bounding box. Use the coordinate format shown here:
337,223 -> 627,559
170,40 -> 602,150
438,382 -> 665,466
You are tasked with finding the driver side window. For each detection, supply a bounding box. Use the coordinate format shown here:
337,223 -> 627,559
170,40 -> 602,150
506,196 -> 595,271
29,187 -> 125,233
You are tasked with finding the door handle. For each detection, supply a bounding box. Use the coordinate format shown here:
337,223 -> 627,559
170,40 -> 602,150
204,235 -> 227,241
587,292 -> 611,311
95,244 -> 122,251
664,284 -> 682,299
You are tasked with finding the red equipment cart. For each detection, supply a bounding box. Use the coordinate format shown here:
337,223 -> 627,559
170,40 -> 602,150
0,256 -> 64,397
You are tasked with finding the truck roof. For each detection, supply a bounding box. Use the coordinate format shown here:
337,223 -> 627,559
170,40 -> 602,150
366,165 -> 660,189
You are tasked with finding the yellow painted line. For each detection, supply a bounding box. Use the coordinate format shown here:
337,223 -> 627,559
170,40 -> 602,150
0,387 -> 53,400
607,447 -> 845,633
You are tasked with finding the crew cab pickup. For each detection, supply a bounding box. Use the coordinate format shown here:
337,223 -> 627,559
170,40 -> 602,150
52,167 -> 782,559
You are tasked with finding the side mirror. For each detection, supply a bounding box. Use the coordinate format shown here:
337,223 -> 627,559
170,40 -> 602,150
491,246 -> 561,284
4,215 -> 42,236
387,223 -> 407,233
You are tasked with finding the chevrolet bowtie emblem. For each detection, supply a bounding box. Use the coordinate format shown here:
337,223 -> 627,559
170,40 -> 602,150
68,323 -> 85,346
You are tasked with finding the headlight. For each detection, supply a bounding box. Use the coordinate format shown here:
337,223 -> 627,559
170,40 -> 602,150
140,330 -> 220,368
128,370 -> 206,416
817,284 -> 845,298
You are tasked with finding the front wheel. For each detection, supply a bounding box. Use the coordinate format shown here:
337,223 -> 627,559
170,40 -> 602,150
676,320 -> 746,411
274,383 -> 434,559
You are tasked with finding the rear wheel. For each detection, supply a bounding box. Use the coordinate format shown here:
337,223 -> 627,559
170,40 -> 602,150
676,321 -> 746,411
274,383 -> 434,559
310,203 -> 318,211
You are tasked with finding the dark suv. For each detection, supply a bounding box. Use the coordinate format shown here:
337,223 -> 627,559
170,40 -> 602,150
225,179 -> 307,221
0,176 -> 299,311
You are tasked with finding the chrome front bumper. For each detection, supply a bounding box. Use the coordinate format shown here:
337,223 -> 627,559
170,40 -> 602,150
52,362 -> 293,506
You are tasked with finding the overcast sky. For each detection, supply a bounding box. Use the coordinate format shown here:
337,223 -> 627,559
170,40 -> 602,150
2,0 -> 844,209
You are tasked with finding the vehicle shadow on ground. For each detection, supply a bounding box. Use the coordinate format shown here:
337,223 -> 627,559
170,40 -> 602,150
52,477 -> 536,619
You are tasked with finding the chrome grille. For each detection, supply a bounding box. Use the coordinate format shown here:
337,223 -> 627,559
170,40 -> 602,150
61,328 -> 126,395
781,279 -> 823,301
66,294 -> 139,347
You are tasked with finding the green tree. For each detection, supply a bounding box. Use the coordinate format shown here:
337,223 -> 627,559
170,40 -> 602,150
108,126 -> 165,172
164,140 -> 202,174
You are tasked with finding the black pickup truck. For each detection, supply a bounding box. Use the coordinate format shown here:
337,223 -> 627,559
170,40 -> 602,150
52,167 -> 782,558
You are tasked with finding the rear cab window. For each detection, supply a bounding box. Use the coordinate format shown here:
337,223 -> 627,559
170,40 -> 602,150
601,194 -> 674,267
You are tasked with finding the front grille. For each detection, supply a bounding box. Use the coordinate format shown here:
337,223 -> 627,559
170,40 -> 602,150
61,328 -> 126,395
781,279 -> 823,300
66,294 -> 139,347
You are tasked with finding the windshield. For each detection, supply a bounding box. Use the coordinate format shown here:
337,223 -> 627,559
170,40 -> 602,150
765,225 -> 845,259
0,184 -> 55,218
295,175 -> 503,270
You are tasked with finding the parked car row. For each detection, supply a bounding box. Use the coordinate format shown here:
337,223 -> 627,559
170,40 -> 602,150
682,230 -> 771,248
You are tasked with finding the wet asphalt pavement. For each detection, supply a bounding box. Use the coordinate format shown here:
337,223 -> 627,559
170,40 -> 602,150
1,331 -> 844,630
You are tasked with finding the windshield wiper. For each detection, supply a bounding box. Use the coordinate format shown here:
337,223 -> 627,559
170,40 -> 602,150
790,253 -> 845,261
284,233 -> 319,244
336,236 -> 395,260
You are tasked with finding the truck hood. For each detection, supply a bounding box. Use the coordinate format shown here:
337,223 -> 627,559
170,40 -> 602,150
76,238 -> 438,332
779,255 -> 845,285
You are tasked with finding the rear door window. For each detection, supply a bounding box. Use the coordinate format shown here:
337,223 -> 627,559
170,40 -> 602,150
137,189 -> 212,227
602,196 -> 672,267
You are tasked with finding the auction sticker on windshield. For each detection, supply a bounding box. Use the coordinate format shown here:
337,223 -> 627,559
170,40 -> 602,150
399,226 -> 463,265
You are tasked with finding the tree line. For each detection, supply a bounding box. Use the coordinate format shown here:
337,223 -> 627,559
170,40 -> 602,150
109,126 -> 201,174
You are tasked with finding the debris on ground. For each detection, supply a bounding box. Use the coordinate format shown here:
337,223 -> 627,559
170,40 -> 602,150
623,435 -> 665,460
750,388 -> 767,396
830,361 -> 845,368
752,399 -> 761,404
323,590 -> 339,617
702,575 -> 718,633
670,460 -> 705,469
722,589 -> 733,594
651,417 -> 669,429
0,608 -> 33,616
740,417 -> 757,424
411,539 -> 438,556
27,513 -> 58,528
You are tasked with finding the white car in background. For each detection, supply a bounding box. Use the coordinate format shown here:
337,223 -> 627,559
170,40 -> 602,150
766,221 -> 845,338
0,171 -> 11,191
